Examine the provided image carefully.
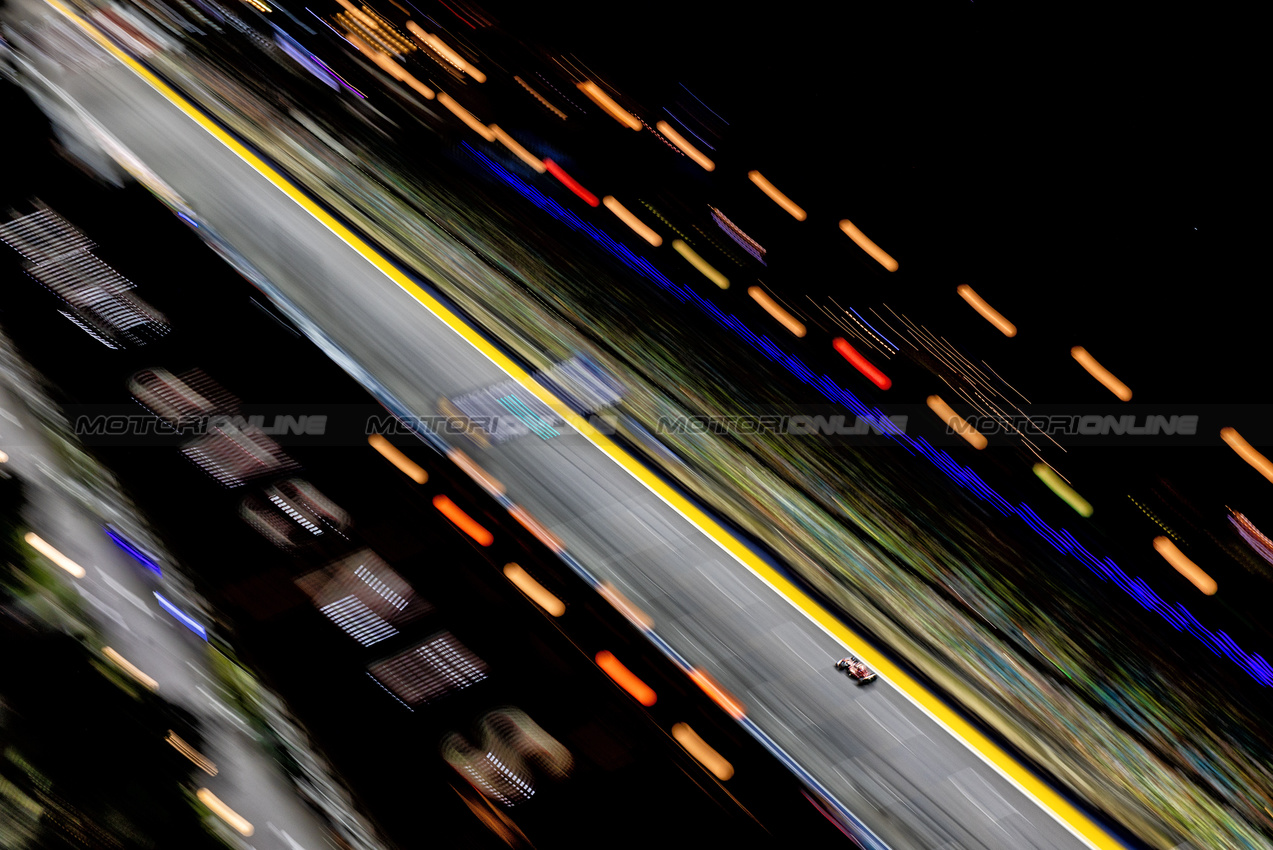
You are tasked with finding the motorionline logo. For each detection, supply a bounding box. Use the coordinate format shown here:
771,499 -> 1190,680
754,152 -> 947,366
961,414 -> 1199,437
75,414 -> 328,436
657,414 -> 909,436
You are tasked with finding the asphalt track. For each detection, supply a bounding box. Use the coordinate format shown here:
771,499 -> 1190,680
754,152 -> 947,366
1,3 -> 1127,847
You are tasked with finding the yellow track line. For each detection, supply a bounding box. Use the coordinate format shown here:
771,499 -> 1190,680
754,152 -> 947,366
44,5 -> 1118,846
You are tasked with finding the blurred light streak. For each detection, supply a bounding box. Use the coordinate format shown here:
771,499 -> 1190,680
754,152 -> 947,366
542,159 -> 599,206
489,125 -> 545,172
663,110 -> 714,150
105,525 -> 162,575
679,83 -> 727,124
514,76 -> 566,119
688,668 -> 745,719
1221,427 -> 1273,485
672,239 -> 726,287
0,450 -> 7,462
368,434 -> 428,483
405,21 -> 485,81
154,592 -> 209,639
433,495 -> 494,545
503,563 -> 565,616
927,395 -> 987,450
597,582 -> 652,629
357,5 -> 415,53
196,789 -> 254,836
449,448 -> 504,495
435,0 -> 478,29
1153,536 -> 1218,595
748,171 -> 805,221
102,647 -> 158,690
603,196 -> 662,246
956,285 -> 1016,337
166,731 -> 217,775
437,92 -> 496,140
748,286 -> 805,336
1033,464 -> 1093,517
838,219 -> 897,272
577,81 -> 641,130
670,723 -> 733,780
243,0 -> 271,11
497,394 -> 559,439
832,338 -> 892,390
451,786 -> 528,845
709,207 -> 766,264
508,506 -> 564,552
1229,511 -> 1273,566
1071,347 -> 1132,401
847,307 -> 897,351
23,533 -> 86,578
461,144 -> 1273,686
654,121 -> 714,170
397,67 -> 437,99
595,650 -> 656,705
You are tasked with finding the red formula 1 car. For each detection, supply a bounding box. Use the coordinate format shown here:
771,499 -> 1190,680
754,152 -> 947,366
835,656 -> 878,684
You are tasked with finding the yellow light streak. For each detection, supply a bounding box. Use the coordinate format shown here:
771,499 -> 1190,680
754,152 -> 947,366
672,239 -> 727,288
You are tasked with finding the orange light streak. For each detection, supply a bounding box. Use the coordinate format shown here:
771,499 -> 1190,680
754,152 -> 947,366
595,650 -> 657,706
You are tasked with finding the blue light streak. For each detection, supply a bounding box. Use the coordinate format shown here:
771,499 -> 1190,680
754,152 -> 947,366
461,143 -> 1273,687
154,592 -> 208,640
105,526 -> 162,575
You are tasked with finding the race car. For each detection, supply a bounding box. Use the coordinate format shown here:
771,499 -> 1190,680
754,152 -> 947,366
835,656 -> 878,684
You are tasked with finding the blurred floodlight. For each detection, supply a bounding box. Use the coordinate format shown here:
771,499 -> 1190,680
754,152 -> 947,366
577,81 -> 641,130
405,22 -> 485,81
956,285 -> 1016,336
1071,347 -> 1132,401
514,76 -> 567,118
748,170 -> 806,221
838,218 -> 898,272
748,286 -> 805,336
196,789 -> 254,836
597,581 -> 652,629
167,731 -> 217,775
1153,536 -> 1218,595
489,125 -> 545,172
603,196 -> 663,246
504,563 -> 566,616
833,338 -> 892,390
543,159 -> 600,206
508,505 -> 565,552
927,395 -> 987,450
433,495 -> 494,545
689,668 -> 745,719
595,650 -> 657,706
654,121 -> 714,170
24,533 -> 86,578
672,239 -> 727,288
438,92 -> 496,141
1220,427 -> 1273,485
671,723 -> 733,780
1032,464 -> 1093,517
369,434 -> 427,483
102,647 -> 159,691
